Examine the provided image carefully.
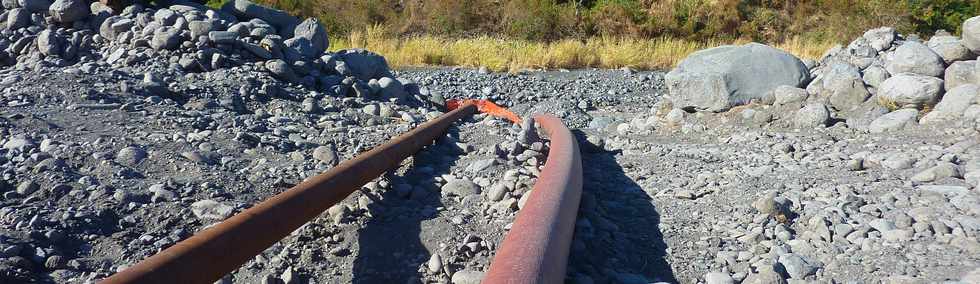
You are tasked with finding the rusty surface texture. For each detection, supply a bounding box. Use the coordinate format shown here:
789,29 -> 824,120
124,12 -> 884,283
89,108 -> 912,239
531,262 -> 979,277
483,114 -> 584,284
100,103 -> 478,284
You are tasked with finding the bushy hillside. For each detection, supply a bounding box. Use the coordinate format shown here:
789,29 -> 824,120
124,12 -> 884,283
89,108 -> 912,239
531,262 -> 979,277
252,0 -> 979,43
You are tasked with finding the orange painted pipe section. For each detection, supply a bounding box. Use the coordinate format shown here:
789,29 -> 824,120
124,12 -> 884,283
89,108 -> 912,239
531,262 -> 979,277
484,114 -> 583,284
99,103 -> 478,284
447,99 -> 522,124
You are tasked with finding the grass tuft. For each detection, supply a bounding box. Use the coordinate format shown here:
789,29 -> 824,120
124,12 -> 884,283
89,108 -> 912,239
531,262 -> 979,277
330,26 -> 838,72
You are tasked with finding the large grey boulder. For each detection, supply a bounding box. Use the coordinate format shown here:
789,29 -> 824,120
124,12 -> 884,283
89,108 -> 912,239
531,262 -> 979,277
36,29 -> 65,57
885,41 -> 946,77
48,0 -> 89,23
150,27 -> 181,50
869,109 -> 919,133
920,84 -> 980,124
6,8 -> 30,30
2,0 -> 18,9
879,73 -> 944,108
19,0 -> 51,13
283,18 -> 329,61
864,27 -> 896,51
794,103 -> 830,128
962,16 -> 980,54
862,65 -> 890,89
927,35 -> 974,64
820,63 -> 870,110
665,43 -> 810,112
945,60 -> 976,91
333,49 -> 393,81
222,0 -> 299,38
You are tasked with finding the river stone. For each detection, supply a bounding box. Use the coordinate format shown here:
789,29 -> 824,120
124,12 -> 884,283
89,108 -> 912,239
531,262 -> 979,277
885,41 -> 946,77
665,42 -> 810,112
48,0 -> 89,23
921,84 -> 980,124
945,60 -> 976,91
962,16 -> 980,54
878,73 -> 944,108
927,35 -> 973,64
869,109 -> 919,133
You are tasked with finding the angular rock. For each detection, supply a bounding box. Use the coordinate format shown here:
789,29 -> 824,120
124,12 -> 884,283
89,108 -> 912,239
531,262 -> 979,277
150,27 -> 181,51
666,43 -> 810,112
920,84 -> 980,124
334,49 -> 393,81
927,35 -> 974,64
862,65 -> 890,89
378,77 -> 405,101
944,60 -> 976,91
222,0 -> 299,37
312,144 -> 338,166
864,27 -> 896,51
283,18 -> 328,61
885,41 -> 946,77
962,16 -> 980,54
868,109 -> 918,133
6,8 -> 30,30
794,103 -> 830,128
36,29 -> 65,57
265,59 -> 298,82
442,179 -> 480,197
48,0 -> 89,23
191,200 -> 235,221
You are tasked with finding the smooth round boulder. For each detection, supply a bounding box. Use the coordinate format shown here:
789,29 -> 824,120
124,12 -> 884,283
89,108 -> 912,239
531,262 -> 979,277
665,42 -> 810,112
878,73 -> 944,108
927,35 -> 973,64
794,103 -> 831,128
945,60 -> 976,91
48,0 -> 89,23
962,16 -> 980,54
885,41 -> 946,77
920,84 -> 980,124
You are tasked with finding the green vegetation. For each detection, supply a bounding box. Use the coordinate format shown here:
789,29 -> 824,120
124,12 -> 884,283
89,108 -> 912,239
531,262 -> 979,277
202,1 -> 980,71
256,0 -> 980,43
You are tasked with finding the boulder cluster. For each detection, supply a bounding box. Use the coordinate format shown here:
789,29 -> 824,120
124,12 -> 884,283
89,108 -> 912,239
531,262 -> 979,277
666,19 -> 980,133
0,0 -> 426,104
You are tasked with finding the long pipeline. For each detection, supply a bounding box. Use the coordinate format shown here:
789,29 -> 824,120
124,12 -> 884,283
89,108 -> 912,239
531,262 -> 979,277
483,114 -> 583,284
100,103 -> 478,284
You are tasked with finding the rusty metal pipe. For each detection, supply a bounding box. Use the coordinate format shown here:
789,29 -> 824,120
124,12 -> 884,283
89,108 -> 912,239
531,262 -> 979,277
100,103 -> 478,284
483,114 -> 583,284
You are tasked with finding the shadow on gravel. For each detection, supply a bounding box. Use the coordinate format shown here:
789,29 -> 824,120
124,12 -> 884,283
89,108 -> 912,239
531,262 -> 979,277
351,127 -> 461,283
567,131 -> 676,283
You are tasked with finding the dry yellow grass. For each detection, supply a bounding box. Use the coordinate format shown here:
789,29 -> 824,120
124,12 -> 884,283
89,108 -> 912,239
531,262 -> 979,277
331,25 -> 838,72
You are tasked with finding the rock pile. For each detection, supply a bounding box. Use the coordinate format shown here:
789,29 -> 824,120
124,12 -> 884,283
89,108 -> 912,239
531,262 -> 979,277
666,18 -> 980,133
0,0 -> 421,104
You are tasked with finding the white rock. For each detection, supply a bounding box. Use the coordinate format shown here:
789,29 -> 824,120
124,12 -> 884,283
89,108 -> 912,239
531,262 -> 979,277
879,73 -> 944,108
885,41 -> 946,77
868,109 -> 918,133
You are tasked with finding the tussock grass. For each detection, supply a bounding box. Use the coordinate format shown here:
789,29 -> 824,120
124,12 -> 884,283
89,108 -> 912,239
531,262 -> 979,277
331,26 -> 838,72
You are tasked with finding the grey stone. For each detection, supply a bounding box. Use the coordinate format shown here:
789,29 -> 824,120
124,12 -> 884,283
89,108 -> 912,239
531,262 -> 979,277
191,200 -> 235,221
778,253 -> 820,279
188,21 -> 213,39
771,85 -> 808,107
20,0 -> 51,13
427,254 -> 442,274
334,49 -> 393,81
665,43 -> 810,112
378,77 -> 405,101
442,179 -> 481,197
794,103 -> 830,128
820,63 -> 870,110
16,181 -> 39,195
36,29 -> 65,58
48,0 -> 89,23
222,0 -> 299,37
2,0 -> 17,9
868,109 -> 919,133
885,41 -> 946,77
116,146 -> 147,166
878,74 -> 944,108
99,16 -> 123,40
6,8 -> 30,30
312,145 -> 338,166
864,27 -> 896,51
921,84 -> 980,124
265,59 -> 298,82
450,269 -> 484,284
153,8 -> 178,26
149,184 -> 176,203
927,35 -> 974,64
944,60 -> 976,91
705,272 -> 735,284
742,263 -> 787,284
487,183 -> 509,202
962,16 -> 980,54
208,31 -> 238,45
150,27 -> 181,51
862,65 -> 890,89
882,153 -> 915,170
283,18 -> 328,60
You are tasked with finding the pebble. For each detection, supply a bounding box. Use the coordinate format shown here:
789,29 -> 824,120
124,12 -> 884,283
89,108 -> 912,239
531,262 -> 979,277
191,200 -> 235,221
442,179 -> 481,196
451,269 -> 485,284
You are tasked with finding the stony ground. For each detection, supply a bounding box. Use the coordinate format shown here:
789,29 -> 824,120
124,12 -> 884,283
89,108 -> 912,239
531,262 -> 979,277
2,64 -> 979,284
0,1 -> 979,283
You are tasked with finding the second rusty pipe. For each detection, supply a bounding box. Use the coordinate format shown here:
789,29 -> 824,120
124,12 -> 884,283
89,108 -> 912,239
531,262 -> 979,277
483,114 -> 584,283
100,103 -> 478,284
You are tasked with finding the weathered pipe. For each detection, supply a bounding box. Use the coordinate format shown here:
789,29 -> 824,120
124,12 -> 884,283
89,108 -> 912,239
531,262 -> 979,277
100,103 -> 478,284
483,114 -> 583,284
